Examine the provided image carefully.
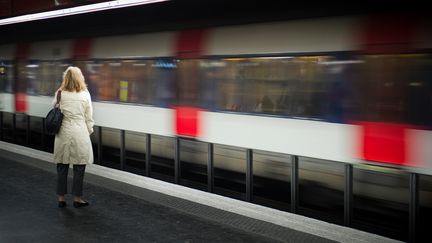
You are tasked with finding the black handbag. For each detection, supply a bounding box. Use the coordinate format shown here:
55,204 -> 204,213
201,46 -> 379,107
45,90 -> 64,135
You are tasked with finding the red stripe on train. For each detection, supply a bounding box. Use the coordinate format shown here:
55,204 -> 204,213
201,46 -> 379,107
175,29 -> 208,59
14,43 -> 30,113
73,38 -> 93,60
360,14 -> 417,54
356,122 -> 409,165
174,106 -> 202,138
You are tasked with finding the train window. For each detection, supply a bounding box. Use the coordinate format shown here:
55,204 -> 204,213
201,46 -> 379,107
152,60 -> 175,106
298,157 -> 344,224
25,61 -> 67,96
14,62 -> 27,96
351,54 -> 432,126
88,61 -> 121,102
252,150 -> 291,211
204,56 -> 341,119
176,59 -> 201,106
0,62 -> 14,93
86,59 -> 174,106
213,144 -> 246,200
352,165 -> 409,241
0,63 -> 4,75
406,55 -> 432,127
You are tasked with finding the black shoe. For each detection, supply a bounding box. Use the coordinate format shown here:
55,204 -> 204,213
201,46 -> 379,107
73,201 -> 89,208
58,201 -> 67,208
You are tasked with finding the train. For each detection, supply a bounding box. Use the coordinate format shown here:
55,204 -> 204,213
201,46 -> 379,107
1,14 -> 431,170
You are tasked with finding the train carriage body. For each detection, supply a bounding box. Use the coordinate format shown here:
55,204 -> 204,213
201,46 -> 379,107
1,15 -> 432,177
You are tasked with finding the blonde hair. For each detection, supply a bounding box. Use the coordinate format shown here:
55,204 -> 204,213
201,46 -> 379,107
60,66 -> 87,92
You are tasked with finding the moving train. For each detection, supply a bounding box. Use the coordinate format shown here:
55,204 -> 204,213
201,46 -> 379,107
1,14 -> 432,205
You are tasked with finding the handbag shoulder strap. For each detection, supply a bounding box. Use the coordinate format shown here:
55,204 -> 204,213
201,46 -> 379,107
55,90 -> 62,106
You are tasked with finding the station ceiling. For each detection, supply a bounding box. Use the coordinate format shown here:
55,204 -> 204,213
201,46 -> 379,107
0,0 -> 425,44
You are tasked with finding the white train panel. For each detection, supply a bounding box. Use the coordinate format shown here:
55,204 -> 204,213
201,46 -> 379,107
25,95 -> 174,137
91,32 -> 175,59
206,17 -> 360,56
0,93 -> 14,113
93,102 -> 174,137
30,40 -> 73,60
200,112 -> 356,164
406,129 -> 432,175
25,94 -> 174,137
27,95 -> 52,117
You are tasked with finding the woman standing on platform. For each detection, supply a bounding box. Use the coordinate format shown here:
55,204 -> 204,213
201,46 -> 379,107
53,66 -> 94,208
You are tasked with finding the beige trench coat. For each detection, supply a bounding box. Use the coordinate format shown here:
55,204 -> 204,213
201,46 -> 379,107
53,90 -> 95,165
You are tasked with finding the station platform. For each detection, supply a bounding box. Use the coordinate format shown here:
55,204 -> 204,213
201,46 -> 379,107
0,142 -> 400,243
